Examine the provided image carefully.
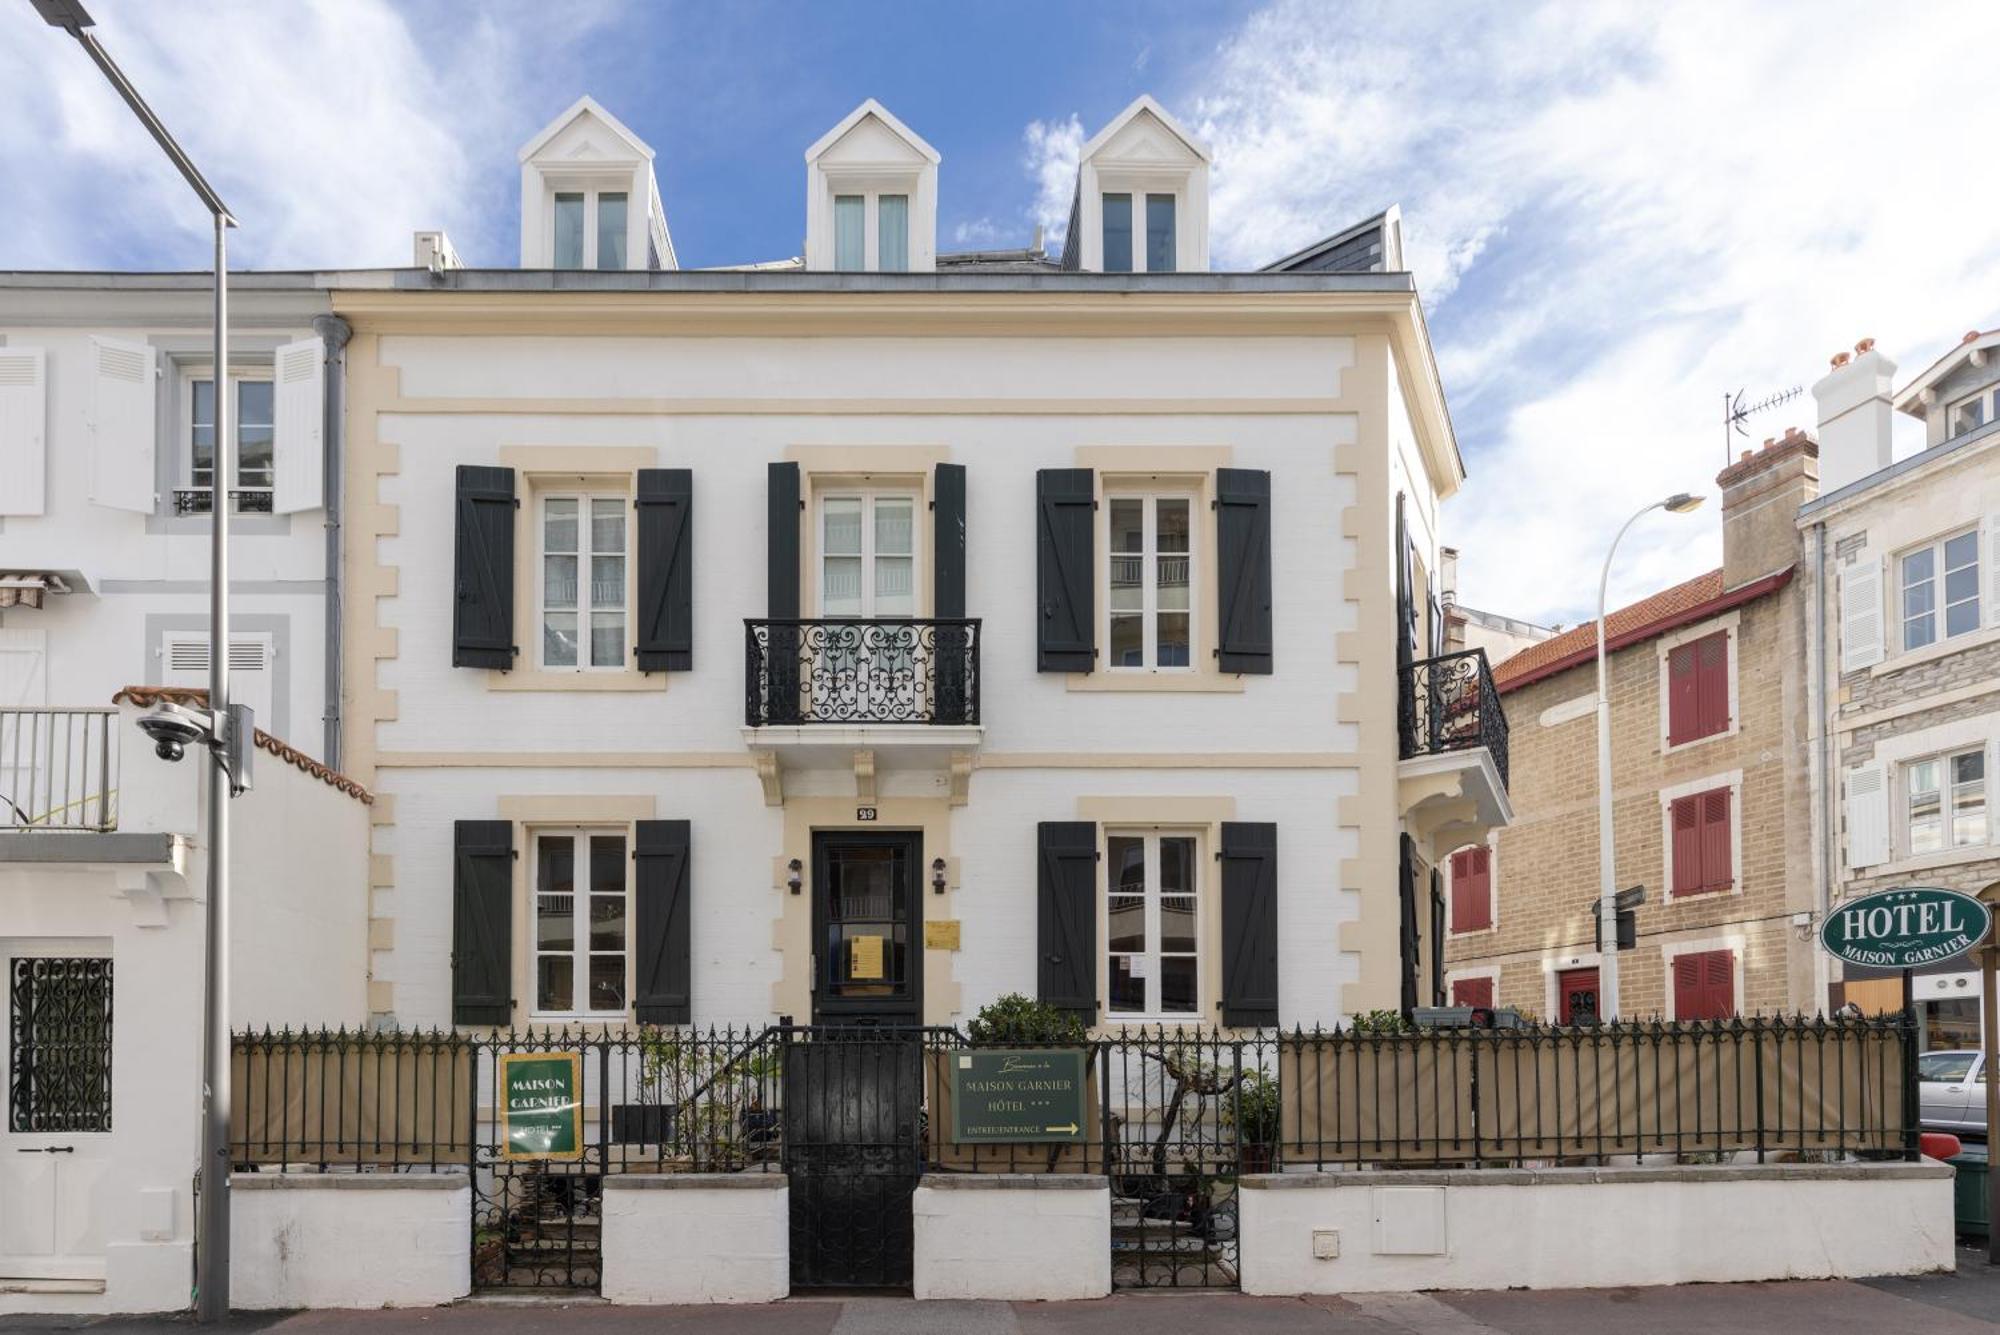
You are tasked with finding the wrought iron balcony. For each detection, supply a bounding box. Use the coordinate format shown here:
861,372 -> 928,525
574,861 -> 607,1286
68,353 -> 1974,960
745,619 -> 981,727
1399,648 -> 1508,787
0,708 -> 119,832
174,488 -> 274,515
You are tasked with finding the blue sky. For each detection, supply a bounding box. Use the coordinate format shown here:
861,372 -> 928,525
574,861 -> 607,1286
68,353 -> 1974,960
5,0 -> 1998,625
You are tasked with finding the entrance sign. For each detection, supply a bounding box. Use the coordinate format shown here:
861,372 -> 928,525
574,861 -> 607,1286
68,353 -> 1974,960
1819,886 -> 1992,969
949,1048 -> 1087,1143
498,1052 -> 583,1160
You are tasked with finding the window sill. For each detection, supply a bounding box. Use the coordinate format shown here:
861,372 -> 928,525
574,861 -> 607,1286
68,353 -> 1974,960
1067,672 -> 1246,694
487,670 -> 667,693
1666,884 -> 1741,904
1449,926 -> 1496,940
1661,724 -> 1737,757
1863,845 -> 2000,879
1871,623 -> 2000,677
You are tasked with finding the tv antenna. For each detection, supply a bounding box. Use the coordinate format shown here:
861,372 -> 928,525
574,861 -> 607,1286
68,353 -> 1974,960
1724,385 -> 1802,466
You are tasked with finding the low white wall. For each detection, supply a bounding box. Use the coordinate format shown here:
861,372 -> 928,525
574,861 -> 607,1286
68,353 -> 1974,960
231,1173 -> 470,1310
600,1173 -> 788,1304
1239,1161 -> 1956,1295
913,1174 -> 1111,1301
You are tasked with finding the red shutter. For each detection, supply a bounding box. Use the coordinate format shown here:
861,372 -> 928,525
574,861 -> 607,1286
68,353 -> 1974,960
1695,632 -> 1730,737
1670,796 -> 1702,896
1672,954 -> 1703,1018
1452,976 -> 1494,1008
1704,949 -> 1735,1016
1451,847 -> 1491,933
1674,949 -> 1735,1021
1666,641 -> 1698,745
1699,788 -> 1733,893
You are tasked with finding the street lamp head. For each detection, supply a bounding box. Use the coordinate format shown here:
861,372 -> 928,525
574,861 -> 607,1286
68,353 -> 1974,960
29,0 -> 95,31
1662,492 -> 1704,514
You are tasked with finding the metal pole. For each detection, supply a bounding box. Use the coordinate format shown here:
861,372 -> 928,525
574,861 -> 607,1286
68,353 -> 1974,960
195,211 -> 232,1323
1983,938 -> 1997,1266
1594,505 -> 1656,1021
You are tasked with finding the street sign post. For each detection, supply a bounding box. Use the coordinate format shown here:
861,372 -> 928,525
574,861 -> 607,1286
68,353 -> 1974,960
948,1048 -> 1088,1143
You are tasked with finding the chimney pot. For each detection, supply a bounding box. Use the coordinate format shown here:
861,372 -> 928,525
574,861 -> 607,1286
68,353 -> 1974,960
1830,351 -> 1850,369
1964,330 -> 1981,344
1741,450 -> 1754,463
1854,337 -> 1875,355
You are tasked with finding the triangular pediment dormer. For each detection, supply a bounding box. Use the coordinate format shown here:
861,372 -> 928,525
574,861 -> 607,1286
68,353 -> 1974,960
519,96 -> 676,271
1062,95 -> 1211,273
804,99 -> 939,272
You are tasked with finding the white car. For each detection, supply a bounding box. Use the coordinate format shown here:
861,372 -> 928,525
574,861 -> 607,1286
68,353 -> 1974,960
1917,1050 -> 1987,1137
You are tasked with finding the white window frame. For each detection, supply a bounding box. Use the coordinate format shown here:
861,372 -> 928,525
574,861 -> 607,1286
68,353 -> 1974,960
1097,177 -> 1186,274
827,184 -> 917,273
1654,611 -> 1740,753
181,368 -> 275,510
816,489 -> 921,619
1902,746 -> 1989,857
1103,828 -> 1203,1022
537,488 -> 631,673
549,185 -> 631,271
529,826 -> 631,1020
1444,836 -> 1499,938
1946,385 -> 1998,440
1660,935 -> 1747,1022
1658,769 -> 1744,902
1104,489 -> 1197,673
1897,527 -> 1981,653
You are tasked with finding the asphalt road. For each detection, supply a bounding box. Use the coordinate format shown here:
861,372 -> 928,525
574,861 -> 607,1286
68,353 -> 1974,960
5,1249 -> 1994,1335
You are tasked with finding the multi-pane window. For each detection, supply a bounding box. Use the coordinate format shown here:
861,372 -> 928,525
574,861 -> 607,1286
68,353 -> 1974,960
541,494 -> 627,670
831,194 -> 909,272
1106,832 -> 1198,1018
1108,494 -> 1192,669
1907,749 -> 1988,855
553,189 -> 628,270
1948,386 -> 1996,439
534,831 -> 628,1016
1665,630 -> 1730,745
821,494 -> 916,617
190,376 -> 274,511
1102,192 -> 1177,273
1900,530 -> 1980,651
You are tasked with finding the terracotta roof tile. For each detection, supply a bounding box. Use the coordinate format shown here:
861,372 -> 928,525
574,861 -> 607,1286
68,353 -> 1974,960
1491,569 -> 1726,690
110,687 -> 373,805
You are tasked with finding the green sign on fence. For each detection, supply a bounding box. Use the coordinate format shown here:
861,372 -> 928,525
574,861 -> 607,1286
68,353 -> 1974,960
948,1048 -> 1088,1143
498,1052 -> 583,1161
1819,886 -> 1993,970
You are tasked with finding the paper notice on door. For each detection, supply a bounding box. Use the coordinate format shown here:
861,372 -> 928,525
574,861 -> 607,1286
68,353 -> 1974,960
850,934 -> 885,980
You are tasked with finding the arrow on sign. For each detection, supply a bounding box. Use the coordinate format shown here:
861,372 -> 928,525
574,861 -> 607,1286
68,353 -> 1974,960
1045,1122 -> 1079,1135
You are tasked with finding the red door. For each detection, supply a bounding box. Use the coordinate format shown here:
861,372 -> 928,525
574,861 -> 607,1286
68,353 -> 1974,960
1557,967 -> 1600,1025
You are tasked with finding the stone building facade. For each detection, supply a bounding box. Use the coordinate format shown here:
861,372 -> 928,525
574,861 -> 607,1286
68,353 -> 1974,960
1443,435 -> 1820,1020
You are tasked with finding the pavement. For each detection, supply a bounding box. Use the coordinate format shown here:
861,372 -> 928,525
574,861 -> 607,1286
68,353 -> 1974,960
3,1247 -> 1994,1334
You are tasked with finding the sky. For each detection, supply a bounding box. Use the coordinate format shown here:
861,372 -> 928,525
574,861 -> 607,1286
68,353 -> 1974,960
4,0 -> 1998,628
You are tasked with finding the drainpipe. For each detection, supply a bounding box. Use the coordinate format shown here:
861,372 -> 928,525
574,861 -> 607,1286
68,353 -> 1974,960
312,314 -> 351,769
1811,520 -> 1834,1010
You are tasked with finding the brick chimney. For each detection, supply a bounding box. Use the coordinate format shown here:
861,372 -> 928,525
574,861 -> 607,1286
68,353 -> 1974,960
1716,426 -> 1818,589
1811,338 -> 1896,492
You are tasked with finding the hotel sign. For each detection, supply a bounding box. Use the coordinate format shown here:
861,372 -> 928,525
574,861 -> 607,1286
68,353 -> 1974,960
1819,887 -> 1992,970
949,1048 -> 1088,1143
498,1052 -> 583,1161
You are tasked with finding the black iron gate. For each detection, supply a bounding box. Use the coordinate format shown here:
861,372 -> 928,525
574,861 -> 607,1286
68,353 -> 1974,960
782,1027 -> 926,1290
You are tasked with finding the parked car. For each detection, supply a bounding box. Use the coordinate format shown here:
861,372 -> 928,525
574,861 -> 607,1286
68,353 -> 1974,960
1918,1050 -> 1988,1137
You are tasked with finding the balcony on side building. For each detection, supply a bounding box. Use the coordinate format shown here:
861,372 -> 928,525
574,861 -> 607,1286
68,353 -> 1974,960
0,707 -> 120,832
1397,648 -> 1512,859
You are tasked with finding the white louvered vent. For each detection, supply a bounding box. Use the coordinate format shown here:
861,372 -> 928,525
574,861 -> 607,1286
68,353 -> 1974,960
0,352 -> 38,386
95,341 -> 147,382
164,639 -> 269,673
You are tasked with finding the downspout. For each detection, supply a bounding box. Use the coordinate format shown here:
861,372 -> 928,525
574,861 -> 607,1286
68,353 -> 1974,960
312,314 -> 352,769
1808,517 -> 1831,1009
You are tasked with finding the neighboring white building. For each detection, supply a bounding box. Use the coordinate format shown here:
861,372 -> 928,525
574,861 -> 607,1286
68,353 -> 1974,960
329,95 -> 1508,1034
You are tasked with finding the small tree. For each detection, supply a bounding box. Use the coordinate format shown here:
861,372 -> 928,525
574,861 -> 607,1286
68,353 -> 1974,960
967,993 -> 1087,1046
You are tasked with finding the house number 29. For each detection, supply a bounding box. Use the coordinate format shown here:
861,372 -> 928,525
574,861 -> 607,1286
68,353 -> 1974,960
856,807 -> 878,822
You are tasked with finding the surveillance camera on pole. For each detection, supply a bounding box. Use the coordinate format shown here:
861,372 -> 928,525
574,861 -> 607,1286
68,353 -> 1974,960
136,699 -> 254,793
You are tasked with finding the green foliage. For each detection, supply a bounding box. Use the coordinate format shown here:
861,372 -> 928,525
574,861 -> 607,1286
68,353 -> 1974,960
1350,1008 -> 1409,1035
967,993 -> 1088,1046
1224,1070 -> 1283,1145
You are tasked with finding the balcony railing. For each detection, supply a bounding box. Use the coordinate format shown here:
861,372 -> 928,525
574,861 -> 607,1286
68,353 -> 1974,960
746,619 -> 981,727
1399,648 -> 1508,787
174,488 -> 274,515
0,708 -> 119,832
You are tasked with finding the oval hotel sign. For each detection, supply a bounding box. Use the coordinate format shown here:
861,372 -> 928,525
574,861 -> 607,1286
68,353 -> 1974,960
1819,886 -> 1992,969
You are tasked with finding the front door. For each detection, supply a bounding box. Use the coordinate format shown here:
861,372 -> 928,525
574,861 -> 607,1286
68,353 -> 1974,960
1556,967 -> 1601,1026
812,831 -> 922,1027
0,952 -> 114,1283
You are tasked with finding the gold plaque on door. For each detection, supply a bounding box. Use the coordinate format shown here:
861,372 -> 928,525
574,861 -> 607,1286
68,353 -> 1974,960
849,934 -> 885,980
924,920 -> 961,951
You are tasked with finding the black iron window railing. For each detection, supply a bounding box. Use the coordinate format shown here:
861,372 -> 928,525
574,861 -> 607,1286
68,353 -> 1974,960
1400,647 -> 1509,786
173,488 -> 274,515
745,618 -> 981,726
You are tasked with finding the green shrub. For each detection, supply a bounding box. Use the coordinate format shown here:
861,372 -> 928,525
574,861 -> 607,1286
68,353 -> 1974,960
967,993 -> 1087,1046
1223,1070 -> 1283,1145
1350,1008 -> 1409,1035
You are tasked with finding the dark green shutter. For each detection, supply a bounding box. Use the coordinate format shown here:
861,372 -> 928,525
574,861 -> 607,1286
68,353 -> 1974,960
452,465 -> 516,669
1037,821 -> 1097,1020
1036,469 -> 1095,672
1398,833 -> 1419,1019
1216,468 -> 1273,674
634,469 -> 692,672
632,820 -> 692,1025
1219,822 -> 1279,1028
767,462 -> 801,618
451,820 -> 513,1026
933,463 -> 967,619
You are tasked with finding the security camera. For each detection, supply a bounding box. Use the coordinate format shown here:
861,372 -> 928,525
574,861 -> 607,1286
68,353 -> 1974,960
135,700 -> 214,763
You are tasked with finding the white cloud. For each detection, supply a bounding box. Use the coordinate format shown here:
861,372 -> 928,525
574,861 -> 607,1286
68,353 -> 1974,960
1023,114 -> 1083,256
0,0 -> 620,270
1149,0 -> 2000,624
953,218 -> 1003,247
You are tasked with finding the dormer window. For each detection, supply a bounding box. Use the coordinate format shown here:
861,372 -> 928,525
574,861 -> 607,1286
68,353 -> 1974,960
1102,192 -> 1177,273
553,189 -> 629,270
517,96 -> 675,272
805,100 -> 939,273
1062,96 -> 1210,274
832,192 -> 911,272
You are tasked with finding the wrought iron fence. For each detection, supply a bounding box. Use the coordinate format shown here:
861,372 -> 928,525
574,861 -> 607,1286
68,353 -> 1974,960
1399,647 -> 1509,786
0,707 -> 118,831
744,618 -> 981,726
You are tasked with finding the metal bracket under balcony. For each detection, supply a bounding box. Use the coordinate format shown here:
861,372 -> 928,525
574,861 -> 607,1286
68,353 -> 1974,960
1397,648 -> 1512,859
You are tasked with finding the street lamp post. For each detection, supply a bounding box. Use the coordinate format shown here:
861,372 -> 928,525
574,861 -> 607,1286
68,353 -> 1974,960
32,1 -> 240,1320
1594,492 -> 1704,1020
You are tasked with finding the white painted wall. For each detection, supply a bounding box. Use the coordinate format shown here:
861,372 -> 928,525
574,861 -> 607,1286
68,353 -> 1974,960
599,1176 -> 789,1304
1237,1163 -> 1956,1295
912,1176 -> 1111,1301
230,1174 -> 470,1310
